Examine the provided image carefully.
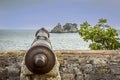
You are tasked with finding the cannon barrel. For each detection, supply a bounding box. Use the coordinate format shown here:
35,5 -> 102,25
25,28 -> 55,74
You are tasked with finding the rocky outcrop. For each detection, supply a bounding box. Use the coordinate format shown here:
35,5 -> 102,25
51,23 -> 78,33
51,23 -> 63,33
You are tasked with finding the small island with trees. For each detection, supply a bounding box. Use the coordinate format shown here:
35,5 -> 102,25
51,23 -> 78,33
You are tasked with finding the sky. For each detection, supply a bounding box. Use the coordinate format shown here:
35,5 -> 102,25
0,0 -> 120,30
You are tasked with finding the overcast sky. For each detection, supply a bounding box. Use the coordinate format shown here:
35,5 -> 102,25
0,0 -> 120,29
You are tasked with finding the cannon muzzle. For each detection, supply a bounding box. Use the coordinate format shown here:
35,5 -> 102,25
25,28 -> 55,74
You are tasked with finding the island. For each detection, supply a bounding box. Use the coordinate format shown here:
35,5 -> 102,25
51,23 -> 78,33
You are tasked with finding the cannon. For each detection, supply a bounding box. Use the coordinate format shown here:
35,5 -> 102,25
25,28 -> 55,74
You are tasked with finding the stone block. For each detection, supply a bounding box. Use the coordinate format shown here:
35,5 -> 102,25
61,73 -> 74,80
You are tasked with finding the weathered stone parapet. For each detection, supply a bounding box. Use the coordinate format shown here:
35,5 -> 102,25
56,50 -> 120,80
0,50 -> 120,80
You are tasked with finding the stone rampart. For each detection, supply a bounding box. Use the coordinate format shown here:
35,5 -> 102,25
0,50 -> 120,80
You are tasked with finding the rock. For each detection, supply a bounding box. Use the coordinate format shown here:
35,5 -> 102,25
82,64 -> 93,73
0,67 -> 8,80
75,74 -> 83,80
51,23 -> 63,33
6,65 -> 20,77
74,68 -> 84,80
8,77 -> 20,80
16,56 -> 23,62
0,55 -> 8,68
61,74 -> 74,80
90,58 -> 107,67
110,66 -> 120,75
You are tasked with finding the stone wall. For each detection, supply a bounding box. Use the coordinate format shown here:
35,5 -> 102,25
0,50 -> 120,80
56,50 -> 120,80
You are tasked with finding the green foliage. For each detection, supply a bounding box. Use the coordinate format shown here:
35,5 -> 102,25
63,23 -> 71,30
79,19 -> 120,50
63,23 -> 77,30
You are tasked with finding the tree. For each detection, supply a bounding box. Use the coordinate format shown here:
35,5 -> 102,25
63,23 -> 77,31
63,23 -> 71,30
78,19 -> 120,50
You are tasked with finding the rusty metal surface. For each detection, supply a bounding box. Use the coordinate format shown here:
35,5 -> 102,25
25,28 -> 55,74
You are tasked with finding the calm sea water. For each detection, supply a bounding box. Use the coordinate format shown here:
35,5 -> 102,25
0,30 -> 119,50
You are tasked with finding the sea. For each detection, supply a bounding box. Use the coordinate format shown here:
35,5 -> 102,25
0,30 -> 120,51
